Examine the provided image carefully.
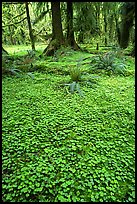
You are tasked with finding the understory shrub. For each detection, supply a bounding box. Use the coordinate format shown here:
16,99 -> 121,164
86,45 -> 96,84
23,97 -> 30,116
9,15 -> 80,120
70,66 -> 82,82
2,54 -> 34,79
53,46 -> 74,61
90,51 -> 127,76
63,59 -> 99,96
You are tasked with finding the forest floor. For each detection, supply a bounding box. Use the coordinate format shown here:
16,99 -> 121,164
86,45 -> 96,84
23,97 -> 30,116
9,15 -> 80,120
2,43 -> 135,202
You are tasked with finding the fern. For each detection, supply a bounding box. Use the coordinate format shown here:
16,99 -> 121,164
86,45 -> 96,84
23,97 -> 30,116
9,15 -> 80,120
2,54 -> 34,79
76,83 -> 84,96
3,67 -> 34,79
26,72 -> 35,79
90,51 -> 127,75
10,68 -> 23,77
70,67 -> 82,82
70,81 -> 76,93
61,58 -> 99,96
64,82 -> 84,97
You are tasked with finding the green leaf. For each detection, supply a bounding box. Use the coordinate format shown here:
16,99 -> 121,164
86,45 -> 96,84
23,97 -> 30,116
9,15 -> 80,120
36,183 -> 40,187
76,83 -> 84,97
21,188 -> 28,193
27,72 -> 35,79
58,195 -> 66,202
70,82 -> 76,93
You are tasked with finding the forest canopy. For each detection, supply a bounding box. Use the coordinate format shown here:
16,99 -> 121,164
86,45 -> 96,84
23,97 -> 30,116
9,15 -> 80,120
2,2 -> 135,54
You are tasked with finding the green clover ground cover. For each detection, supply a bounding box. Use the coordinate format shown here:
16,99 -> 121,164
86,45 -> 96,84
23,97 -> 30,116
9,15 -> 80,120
2,54 -> 135,202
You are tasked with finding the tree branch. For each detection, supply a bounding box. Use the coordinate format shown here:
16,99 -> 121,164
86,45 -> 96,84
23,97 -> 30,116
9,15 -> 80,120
2,17 -> 27,27
2,11 -> 26,27
33,10 -> 50,25
10,11 -> 26,22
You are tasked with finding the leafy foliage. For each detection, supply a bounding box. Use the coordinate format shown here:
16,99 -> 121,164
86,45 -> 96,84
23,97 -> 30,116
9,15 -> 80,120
90,51 -> 127,75
2,2 -> 134,52
2,45 -> 135,202
64,81 -> 84,97
70,66 -> 82,82
74,2 -> 97,43
62,59 -> 99,96
2,54 -> 34,79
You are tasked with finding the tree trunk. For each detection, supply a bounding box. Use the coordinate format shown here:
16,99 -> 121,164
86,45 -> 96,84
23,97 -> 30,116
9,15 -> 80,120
104,12 -> 107,46
43,2 -> 65,56
130,43 -> 135,57
114,13 -> 121,45
109,15 -> 113,43
9,26 -> 14,45
119,2 -> 135,49
52,2 -> 64,43
66,2 -> 80,50
95,3 -> 100,35
25,2 -> 35,51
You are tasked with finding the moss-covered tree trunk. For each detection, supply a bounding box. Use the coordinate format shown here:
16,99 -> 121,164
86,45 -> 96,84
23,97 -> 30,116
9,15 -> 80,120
25,2 -> 35,51
130,43 -> 135,57
119,2 -> 135,49
9,26 -> 15,45
104,11 -> 107,46
43,2 -> 65,56
66,2 -> 80,50
114,12 -> 121,45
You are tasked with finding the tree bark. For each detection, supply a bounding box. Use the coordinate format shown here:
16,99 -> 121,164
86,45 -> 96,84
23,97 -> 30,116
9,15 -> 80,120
119,2 -> 135,49
104,12 -> 107,46
114,13 -> 121,45
9,26 -> 14,45
95,3 -> 100,35
52,2 -> 64,43
130,43 -> 135,57
66,2 -> 80,50
43,2 -> 65,56
25,2 -> 35,51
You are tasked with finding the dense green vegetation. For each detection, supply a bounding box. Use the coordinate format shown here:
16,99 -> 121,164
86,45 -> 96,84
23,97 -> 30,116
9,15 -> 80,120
2,44 -> 135,202
2,2 -> 135,202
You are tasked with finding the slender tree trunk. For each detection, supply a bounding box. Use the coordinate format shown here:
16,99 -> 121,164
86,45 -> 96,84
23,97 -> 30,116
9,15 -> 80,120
114,13 -> 121,45
25,2 -> 35,51
66,2 -> 80,50
104,12 -> 107,46
43,2 -> 65,56
109,15 -> 113,43
9,26 -> 14,45
95,3 -> 100,34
